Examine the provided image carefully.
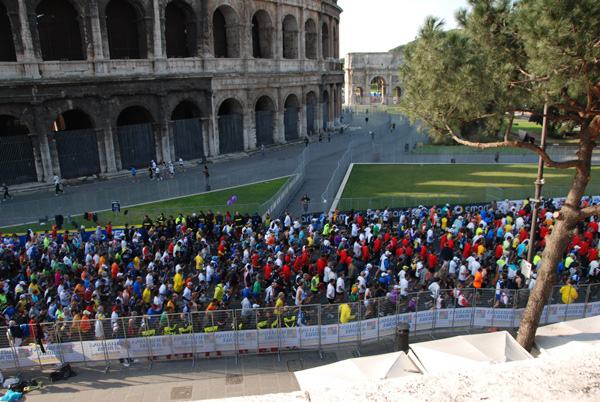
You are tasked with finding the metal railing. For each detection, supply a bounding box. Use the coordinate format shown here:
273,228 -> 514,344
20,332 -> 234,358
2,283 -> 598,371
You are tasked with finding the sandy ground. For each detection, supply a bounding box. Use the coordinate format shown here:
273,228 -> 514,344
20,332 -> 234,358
210,342 -> 600,402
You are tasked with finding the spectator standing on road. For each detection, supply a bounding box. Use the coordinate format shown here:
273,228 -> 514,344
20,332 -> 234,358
2,183 -> 13,201
304,137 -> 309,147
301,194 -> 310,213
178,157 -> 185,171
261,145 -> 266,158
131,166 -> 138,183
328,133 -> 331,143
54,175 -> 64,195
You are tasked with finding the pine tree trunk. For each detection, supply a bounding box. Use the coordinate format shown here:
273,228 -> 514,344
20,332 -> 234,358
516,124 -> 595,351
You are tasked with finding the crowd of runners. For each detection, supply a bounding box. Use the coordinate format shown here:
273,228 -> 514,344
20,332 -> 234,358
1,196 -> 599,359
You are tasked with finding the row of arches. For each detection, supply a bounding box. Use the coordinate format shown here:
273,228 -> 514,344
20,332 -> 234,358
0,0 -> 339,62
0,90 -> 333,185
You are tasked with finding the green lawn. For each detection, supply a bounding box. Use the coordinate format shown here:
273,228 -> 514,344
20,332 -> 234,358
338,164 -> 600,210
3,177 -> 288,234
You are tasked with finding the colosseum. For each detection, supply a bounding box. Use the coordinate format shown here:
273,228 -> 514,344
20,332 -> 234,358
0,0 -> 343,185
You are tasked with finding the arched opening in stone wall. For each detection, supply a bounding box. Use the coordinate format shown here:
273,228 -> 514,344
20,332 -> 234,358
36,0 -> 85,61
106,0 -> 145,59
254,96 -> 275,147
393,86 -> 402,104
116,106 -> 156,169
218,99 -> 244,154
333,22 -> 339,59
252,10 -> 273,59
322,90 -> 329,130
282,15 -> 298,59
355,87 -> 363,103
53,110 -> 100,178
0,2 -> 16,61
170,100 -> 204,161
165,1 -> 194,58
213,5 -> 239,58
0,115 -> 37,185
255,96 -> 274,146
306,91 -> 317,135
304,18 -> 317,60
370,76 -> 385,103
321,22 -> 329,59
284,94 -> 300,141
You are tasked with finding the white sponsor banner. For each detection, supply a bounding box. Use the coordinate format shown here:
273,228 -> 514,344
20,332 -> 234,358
435,309 -> 454,328
360,319 -> 378,340
193,333 -> 215,354
321,324 -> 339,345
452,308 -> 473,328
338,322 -> 359,342
16,345 -> 38,367
473,308 -> 493,327
584,302 -> 600,318
61,342 -> 85,363
547,304 -> 567,323
258,329 -> 279,350
299,326 -> 321,347
281,328 -> 300,349
566,303 -> 585,321
0,348 -> 16,369
415,310 -> 435,331
492,309 -> 515,328
378,315 -> 398,336
215,331 -> 236,352
237,330 -> 258,352
512,309 -> 525,327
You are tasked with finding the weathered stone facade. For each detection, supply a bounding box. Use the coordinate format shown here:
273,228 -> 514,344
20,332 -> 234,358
343,52 -> 404,107
0,0 -> 343,185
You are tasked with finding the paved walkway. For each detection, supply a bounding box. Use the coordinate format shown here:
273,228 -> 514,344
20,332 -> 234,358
0,113 -> 393,229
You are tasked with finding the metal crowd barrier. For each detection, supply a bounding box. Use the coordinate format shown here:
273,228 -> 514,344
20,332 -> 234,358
1,283 -> 598,372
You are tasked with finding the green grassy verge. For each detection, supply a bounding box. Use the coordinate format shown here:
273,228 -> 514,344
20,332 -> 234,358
338,164 -> 600,210
2,177 -> 288,234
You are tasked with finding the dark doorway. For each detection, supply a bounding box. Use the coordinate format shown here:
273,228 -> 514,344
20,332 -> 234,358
53,110 -> 101,178
0,116 -> 37,184
165,2 -> 189,58
116,106 -> 156,169
106,0 -> 143,59
36,0 -> 85,61
0,2 -> 16,61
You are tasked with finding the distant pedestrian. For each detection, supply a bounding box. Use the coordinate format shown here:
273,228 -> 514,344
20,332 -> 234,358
178,156 -> 185,172
149,165 -> 154,180
301,194 -> 310,213
319,133 -> 323,143
2,183 -> 13,201
131,166 -> 138,183
54,175 -> 64,195
304,137 -> 309,147
203,165 -> 210,189
328,133 -> 331,143
261,144 -> 266,158
494,152 -> 500,163
168,161 -> 175,178
371,131 -> 375,141
365,117 -> 369,124
155,166 -> 162,181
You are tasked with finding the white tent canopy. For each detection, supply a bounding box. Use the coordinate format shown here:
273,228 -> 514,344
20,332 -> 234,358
410,331 -> 532,374
534,315 -> 600,355
295,331 -> 531,391
294,350 -> 422,391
